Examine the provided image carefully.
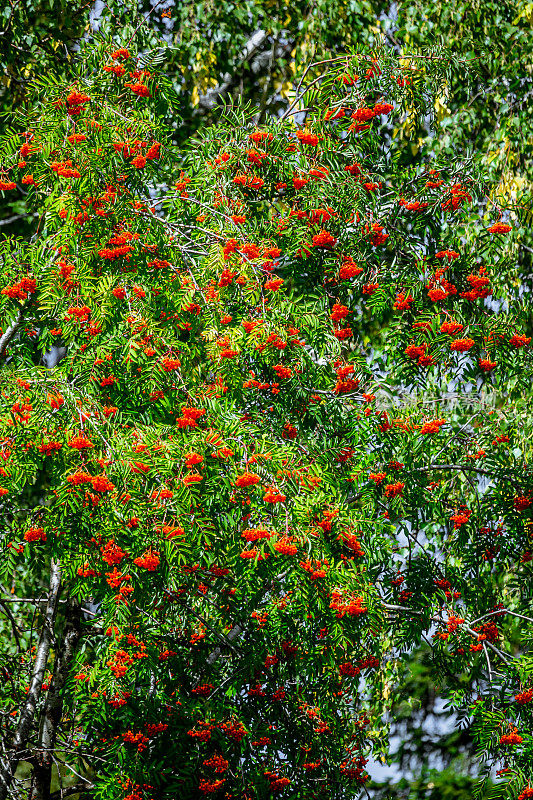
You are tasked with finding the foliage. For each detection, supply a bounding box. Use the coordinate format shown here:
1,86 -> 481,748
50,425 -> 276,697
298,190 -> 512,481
0,36 -> 532,800
390,0 -> 533,289
2,0 -> 533,275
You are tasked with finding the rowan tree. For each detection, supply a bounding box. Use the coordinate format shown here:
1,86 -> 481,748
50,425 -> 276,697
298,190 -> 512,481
0,37 -> 532,800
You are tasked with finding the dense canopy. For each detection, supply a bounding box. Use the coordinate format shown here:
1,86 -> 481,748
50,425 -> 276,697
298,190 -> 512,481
0,5 -> 532,800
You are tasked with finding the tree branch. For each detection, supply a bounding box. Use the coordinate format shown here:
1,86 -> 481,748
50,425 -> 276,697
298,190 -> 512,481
0,304 -> 26,359
0,560 -> 62,800
31,598 -> 83,800
0,601 -> 21,653
196,30 -> 268,113
0,213 -> 37,227
409,463 -> 521,488
381,601 -> 515,666
207,624 -> 243,666
49,783 -> 94,800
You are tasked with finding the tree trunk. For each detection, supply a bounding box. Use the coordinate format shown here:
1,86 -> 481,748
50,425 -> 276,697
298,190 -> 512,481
30,598 -> 83,800
0,560 -> 61,800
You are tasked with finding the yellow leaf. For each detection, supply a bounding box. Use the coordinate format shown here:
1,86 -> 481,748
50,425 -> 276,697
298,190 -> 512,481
434,95 -> 451,122
279,81 -> 295,100
513,2 -> 533,23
